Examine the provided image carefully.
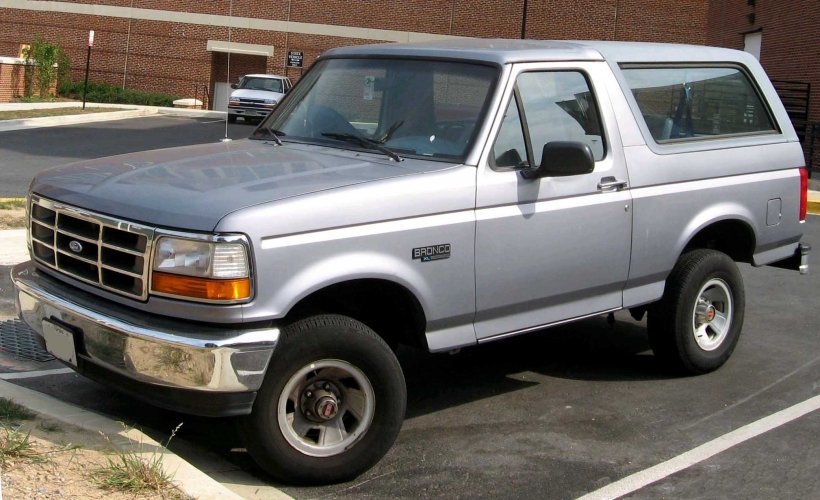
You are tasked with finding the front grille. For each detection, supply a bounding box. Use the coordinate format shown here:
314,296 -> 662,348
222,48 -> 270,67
237,99 -> 269,109
28,196 -> 155,300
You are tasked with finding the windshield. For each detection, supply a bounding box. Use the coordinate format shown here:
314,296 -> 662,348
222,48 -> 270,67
257,58 -> 498,161
239,77 -> 284,93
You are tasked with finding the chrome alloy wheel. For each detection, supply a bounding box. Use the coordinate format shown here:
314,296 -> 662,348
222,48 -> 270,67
277,359 -> 375,457
692,278 -> 733,351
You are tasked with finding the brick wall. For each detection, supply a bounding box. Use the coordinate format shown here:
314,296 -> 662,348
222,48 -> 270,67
0,1 -> 716,107
708,0 -> 820,166
0,60 -> 26,102
1,0 -> 810,119
0,58 -> 58,102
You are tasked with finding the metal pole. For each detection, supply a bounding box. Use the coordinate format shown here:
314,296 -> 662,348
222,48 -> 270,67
82,44 -> 91,110
222,0 -> 234,142
521,0 -> 528,39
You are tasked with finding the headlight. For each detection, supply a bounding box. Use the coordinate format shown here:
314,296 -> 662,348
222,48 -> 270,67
228,99 -> 240,107
263,99 -> 277,108
151,236 -> 251,302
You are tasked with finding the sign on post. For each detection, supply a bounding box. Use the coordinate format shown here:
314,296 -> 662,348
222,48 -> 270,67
83,30 -> 94,109
287,50 -> 304,68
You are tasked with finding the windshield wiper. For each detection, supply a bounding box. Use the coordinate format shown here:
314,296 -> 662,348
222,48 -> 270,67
321,132 -> 403,162
251,127 -> 284,145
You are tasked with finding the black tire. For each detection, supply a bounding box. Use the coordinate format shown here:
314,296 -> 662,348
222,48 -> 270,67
647,249 -> 745,374
227,114 -> 237,123
241,314 -> 406,485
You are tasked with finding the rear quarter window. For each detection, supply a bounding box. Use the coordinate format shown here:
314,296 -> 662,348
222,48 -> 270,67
621,65 -> 777,143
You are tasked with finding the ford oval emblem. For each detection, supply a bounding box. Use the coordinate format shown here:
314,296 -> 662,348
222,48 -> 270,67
69,240 -> 83,253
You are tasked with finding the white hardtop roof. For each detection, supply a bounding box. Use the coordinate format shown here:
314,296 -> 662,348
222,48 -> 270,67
323,39 -> 753,66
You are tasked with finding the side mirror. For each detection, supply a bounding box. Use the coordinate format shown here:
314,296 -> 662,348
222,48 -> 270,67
230,83 -> 238,89
520,141 -> 594,180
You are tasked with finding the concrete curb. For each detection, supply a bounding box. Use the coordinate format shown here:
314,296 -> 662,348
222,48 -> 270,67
809,190 -> 820,215
0,108 -> 155,133
0,378 -> 244,499
0,105 -> 227,133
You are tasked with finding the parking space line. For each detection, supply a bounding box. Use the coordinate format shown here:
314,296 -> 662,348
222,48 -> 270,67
576,394 -> 820,500
0,368 -> 75,380
681,355 -> 820,430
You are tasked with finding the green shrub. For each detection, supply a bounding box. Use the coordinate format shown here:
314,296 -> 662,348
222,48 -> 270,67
58,81 -> 180,107
23,37 -> 68,99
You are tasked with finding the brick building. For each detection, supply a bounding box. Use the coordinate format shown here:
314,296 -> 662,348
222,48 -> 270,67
0,0 -> 817,145
708,0 -> 820,166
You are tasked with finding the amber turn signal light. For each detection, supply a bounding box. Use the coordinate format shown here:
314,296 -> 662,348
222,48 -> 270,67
152,272 -> 251,301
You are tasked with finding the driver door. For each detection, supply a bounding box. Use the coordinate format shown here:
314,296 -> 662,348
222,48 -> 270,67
474,62 -> 632,340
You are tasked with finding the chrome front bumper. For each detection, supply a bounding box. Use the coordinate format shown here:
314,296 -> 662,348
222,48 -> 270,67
12,261 -> 278,394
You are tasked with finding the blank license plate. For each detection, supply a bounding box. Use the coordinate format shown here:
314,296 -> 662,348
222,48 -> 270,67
42,320 -> 77,366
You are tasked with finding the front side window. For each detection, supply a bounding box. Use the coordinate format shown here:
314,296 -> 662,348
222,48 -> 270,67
622,65 -> 777,142
261,58 -> 498,161
493,71 -> 605,169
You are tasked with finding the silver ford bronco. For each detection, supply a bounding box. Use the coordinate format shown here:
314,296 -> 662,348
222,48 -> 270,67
12,39 -> 811,484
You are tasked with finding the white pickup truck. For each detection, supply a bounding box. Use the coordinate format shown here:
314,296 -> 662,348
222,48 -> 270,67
228,73 -> 292,123
13,39 -> 809,484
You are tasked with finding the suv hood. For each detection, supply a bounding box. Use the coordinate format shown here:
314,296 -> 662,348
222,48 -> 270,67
31,140 -> 448,232
230,88 -> 285,101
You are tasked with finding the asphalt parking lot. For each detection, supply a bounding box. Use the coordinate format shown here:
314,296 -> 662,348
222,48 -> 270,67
1,116 -> 818,498
0,115 -> 252,197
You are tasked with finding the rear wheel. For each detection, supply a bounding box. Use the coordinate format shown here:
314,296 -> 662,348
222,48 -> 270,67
648,249 -> 745,374
242,314 -> 406,484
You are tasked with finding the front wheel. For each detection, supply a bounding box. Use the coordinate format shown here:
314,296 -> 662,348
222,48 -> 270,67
241,315 -> 406,484
648,249 -> 746,374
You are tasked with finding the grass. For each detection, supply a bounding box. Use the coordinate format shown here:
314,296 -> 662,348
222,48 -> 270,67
93,423 -> 184,497
0,427 -> 41,468
0,399 -> 58,469
0,398 -> 36,425
0,397 -> 185,497
0,198 -> 27,229
0,107 -> 123,121
0,198 -> 26,210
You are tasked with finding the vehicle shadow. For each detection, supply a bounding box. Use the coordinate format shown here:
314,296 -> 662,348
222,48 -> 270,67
401,312 -> 666,419
117,312 -> 671,481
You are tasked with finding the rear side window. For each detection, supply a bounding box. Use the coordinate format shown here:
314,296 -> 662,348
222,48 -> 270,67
621,65 -> 777,142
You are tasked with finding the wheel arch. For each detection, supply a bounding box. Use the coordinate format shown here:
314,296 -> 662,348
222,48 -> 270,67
679,215 -> 757,264
284,278 -> 428,350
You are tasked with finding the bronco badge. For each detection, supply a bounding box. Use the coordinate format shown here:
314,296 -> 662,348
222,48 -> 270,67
412,244 -> 451,262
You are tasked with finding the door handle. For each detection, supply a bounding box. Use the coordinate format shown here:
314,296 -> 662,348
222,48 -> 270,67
598,176 -> 628,192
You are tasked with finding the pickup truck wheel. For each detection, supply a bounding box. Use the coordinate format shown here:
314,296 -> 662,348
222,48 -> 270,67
227,114 -> 237,123
648,249 -> 745,374
241,314 -> 406,485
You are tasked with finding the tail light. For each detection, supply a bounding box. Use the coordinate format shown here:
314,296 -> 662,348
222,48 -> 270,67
799,167 -> 807,222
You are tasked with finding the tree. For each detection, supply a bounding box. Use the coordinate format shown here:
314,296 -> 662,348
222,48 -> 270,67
23,37 -> 67,99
